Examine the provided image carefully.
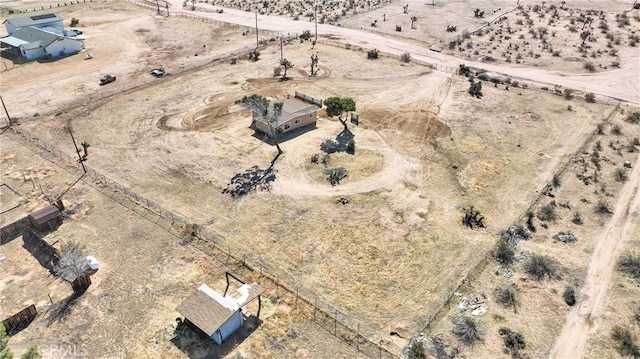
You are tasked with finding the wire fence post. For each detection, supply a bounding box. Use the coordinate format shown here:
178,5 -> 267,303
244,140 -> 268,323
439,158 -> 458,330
334,309 -> 337,336
357,323 -> 360,351
313,296 -> 317,321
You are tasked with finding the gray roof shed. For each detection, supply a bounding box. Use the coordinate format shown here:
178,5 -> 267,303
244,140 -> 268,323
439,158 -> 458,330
3,13 -> 63,29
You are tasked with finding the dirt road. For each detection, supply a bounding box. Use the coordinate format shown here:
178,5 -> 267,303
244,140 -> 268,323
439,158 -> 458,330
167,2 -> 640,104
550,151 -> 640,359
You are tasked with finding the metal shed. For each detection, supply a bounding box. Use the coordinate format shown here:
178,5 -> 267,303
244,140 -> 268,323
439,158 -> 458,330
176,281 -> 265,345
28,205 -> 62,232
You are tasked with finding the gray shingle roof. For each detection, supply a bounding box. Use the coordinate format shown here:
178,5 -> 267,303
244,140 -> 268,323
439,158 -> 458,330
3,13 -> 63,29
5,26 -> 61,49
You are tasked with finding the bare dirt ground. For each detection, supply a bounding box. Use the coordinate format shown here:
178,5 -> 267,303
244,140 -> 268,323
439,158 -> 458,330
551,149 -> 640,358
1,0 -> 640,357
1,133 -> 363,359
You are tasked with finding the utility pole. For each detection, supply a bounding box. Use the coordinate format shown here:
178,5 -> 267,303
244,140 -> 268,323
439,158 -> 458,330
255,11 -> 259,50
314,1 -> 318,43
0,95 -> 11,127
155,0 -> 160,15
67,126 -> 87,173
280,34 -> 284,62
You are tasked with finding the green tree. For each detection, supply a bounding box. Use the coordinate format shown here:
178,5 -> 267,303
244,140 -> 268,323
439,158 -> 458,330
20,346 -> 41,359
0,323 -> 13,359
324,97 -> 356,131
280,58 -> 294,79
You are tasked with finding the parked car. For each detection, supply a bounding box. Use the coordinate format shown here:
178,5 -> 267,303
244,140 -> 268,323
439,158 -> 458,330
99,74 -> 116,86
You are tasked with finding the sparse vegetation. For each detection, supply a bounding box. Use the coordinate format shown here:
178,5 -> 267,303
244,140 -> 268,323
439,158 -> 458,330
617,253 -> 640,279
615,168 -> 628,182
367,48 -> 379,60
495,285 -> 519,313
452,316 -> 484,345
524,253 -> 561,281
400,52 -> 412,63
499,327 -> 526,359
594,199 -> 613,215
611,326 -> 640,358
585,92 -> 596,103
0,323 -> 12,359
495,239 -> 515,266
563,286 -> 577,306
537,202 -> 557,222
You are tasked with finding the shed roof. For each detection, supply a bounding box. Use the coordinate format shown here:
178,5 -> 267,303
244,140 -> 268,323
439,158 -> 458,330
3,13 -> 63,29
28,205 -> 61,224
176,289 -> 235,336
176,283 -> 265,336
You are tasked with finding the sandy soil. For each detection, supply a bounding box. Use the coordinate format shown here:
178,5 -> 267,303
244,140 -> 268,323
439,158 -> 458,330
550,150 -> 640,358
1,0 -> 639,357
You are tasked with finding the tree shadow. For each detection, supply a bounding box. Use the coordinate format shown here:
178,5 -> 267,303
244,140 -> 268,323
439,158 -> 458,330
222,153 -> 280,198
46,292 -> 83,326
170,316 -> 261,358
320,128 -> 354,154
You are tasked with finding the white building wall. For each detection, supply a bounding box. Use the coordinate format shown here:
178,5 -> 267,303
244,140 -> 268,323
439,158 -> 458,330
44,37 -> 83,58
22,47 -> 45,60
211,310 -> 243,345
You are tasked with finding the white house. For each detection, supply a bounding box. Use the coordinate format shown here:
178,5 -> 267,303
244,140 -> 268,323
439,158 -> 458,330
176,282 -> 265,345
0,13 -> 84,61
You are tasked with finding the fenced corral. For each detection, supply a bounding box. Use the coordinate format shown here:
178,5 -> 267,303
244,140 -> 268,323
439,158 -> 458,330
294,91 -> 323,108
7,124 -> 399,358
172,11 -> 282,40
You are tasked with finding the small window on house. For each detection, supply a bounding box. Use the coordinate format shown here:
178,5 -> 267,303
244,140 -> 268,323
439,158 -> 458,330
284,124 -> 290,130
295,119 -> 301,124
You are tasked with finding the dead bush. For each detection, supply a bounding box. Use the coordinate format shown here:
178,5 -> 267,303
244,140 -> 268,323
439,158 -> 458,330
617,253 -> 640,279
524,253 -> 561,281
611,326 -> 640,358
452,316 -> 484,345
494,285 -> 519,313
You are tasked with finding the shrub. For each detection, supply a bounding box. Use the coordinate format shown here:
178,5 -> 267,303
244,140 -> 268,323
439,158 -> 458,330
495,285 -> 518,312
597,123 -> 606,134
537,202 -> 557,222
626,111 -> 640,124
563,286 -> 576,306
524,254 -> 561,281
70,18 -> 79,27
615,168 -> 628,182
617,253 -> 640,279
407,340 -> 426,359
572,211 -> 583,225
346,139 -> 355,154
367,49 -> 379,60
299,30 -> 312,40
469,81 -> 483,98
594,200 -> 613,215
495,239 -> 515,265
499,327 -> 526,358
584,62 -> 596,72
611,326 -> 640,358
452,316 -> 484,345
612,124 -> 623,135
564,89 -> 574,100
21,345 -> 42,359
585,92 -> 596,103
400,52 -> 412,63
273,66 -> 282,77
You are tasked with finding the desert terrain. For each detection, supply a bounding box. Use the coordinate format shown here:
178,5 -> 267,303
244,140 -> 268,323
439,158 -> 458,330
1,0 -> 639,358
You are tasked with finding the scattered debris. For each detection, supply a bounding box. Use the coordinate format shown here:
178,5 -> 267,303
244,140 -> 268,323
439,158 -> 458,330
553,231 -> 577,243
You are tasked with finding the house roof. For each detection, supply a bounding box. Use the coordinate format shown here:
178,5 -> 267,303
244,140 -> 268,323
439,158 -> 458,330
176,288 -> 236,336
28,205 -> 62,224
278,98 -> 320,125
3,13 -> 63,29
1,26 -> 61,50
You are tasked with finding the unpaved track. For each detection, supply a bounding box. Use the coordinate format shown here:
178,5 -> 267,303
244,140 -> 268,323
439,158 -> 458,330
550,151 -> 640,359
165,2 -> 640,104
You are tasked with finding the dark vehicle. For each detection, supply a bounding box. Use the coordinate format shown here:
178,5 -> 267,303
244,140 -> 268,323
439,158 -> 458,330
149,68 -> 166,77
99,74 -> 116,86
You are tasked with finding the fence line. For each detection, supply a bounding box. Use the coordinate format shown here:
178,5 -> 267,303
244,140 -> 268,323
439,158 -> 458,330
7,125 -> 397,358
0,0 -> 94,14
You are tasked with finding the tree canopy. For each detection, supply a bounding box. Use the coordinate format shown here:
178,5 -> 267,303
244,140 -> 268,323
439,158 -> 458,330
324,97 -> 356,119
